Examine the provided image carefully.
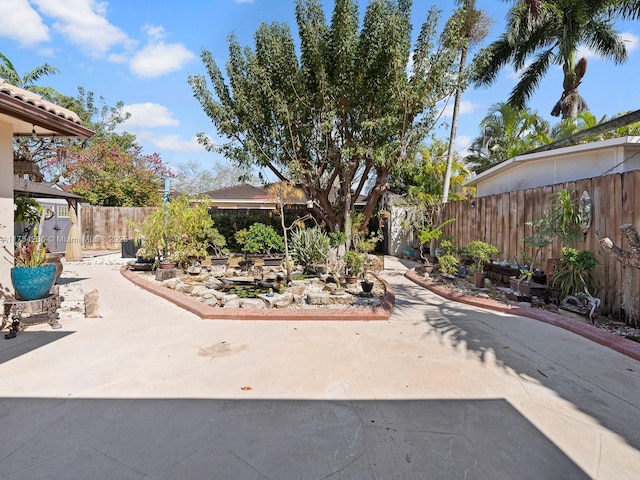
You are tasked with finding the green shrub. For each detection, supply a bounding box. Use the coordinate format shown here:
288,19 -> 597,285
240,223 -> 284,255
552,247 -> 598,300
343,250 -> 364,277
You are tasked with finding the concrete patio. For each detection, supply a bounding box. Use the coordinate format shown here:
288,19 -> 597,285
0,255 -> 638,479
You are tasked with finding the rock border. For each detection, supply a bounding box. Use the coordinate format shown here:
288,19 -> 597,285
121,266 -> 394,321
405,268 -> 640,362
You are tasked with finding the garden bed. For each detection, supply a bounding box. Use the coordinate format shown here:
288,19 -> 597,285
407,268 -> 640,350
121,263 -> 394,321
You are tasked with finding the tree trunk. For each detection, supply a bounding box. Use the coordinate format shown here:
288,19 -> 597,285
443,44 -> 468,204
600,224 -> 640,268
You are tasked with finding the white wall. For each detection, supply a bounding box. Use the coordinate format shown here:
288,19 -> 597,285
0,122 -> 13,298
474,140 -> 640,197
389,206 -> 417,257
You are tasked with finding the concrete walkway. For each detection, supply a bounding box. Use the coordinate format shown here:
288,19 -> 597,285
0,256 -> 638,479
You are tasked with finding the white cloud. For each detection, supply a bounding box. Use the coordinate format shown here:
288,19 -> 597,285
0,0 -> 50,46
441,100 -> 479,119
129,41 -> 195,78
32,0 -> 134,58
127,23 -> 195,78
121,103 -> 179,128
455,135 -> 472,158
143,24 -> 165,42
621,32 -> 639,54
577,32 -> 638,60
135,131 -> 207,152
506,60 -> 532,81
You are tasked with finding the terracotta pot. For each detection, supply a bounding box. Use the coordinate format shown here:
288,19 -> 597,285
159,261 -> 177,270
474,271 -> 486,288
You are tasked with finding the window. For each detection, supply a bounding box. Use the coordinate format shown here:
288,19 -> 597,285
57,205 -> 69,218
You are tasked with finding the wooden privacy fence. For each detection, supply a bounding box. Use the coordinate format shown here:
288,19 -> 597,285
80,205 -> 157,251
439,170 -> 640,318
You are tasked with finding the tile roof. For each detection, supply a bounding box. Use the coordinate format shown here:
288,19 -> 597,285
0,79 -> 94,138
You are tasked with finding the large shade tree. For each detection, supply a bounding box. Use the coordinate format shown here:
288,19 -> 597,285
472,0 -> 628,119
189,0 -> 465,235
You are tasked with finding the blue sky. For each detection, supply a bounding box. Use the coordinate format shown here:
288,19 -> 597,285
1,0 -> 638,181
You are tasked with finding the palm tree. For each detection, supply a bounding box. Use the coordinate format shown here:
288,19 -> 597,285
465,102 -> 550,172
1,52 -> 63,181
393,140 -> 472,205
471,0 -> 627,119
442,0 -> 491,203
0,52 -> 60,100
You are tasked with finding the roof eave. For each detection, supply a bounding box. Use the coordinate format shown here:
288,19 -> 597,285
0,93 -> 94,139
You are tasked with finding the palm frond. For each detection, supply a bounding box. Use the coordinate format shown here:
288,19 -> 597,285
508,48 -> 555,109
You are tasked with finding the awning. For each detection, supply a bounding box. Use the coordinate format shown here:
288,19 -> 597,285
14,177 -> 83,200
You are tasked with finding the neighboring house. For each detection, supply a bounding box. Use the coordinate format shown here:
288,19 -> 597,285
203,182 -> 368,215
464,136 -> 640,197
0,79 -> 93,295
203,183 -> 277,212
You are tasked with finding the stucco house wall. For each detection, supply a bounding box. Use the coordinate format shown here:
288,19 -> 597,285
0,80 -> 93,299
465,137 -> 640,197
0,123 -> 13,295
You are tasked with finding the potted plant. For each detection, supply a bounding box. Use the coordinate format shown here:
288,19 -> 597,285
6,209 -> 56,300
466,241 -> 499,288
417,218 -> 455,264
343,250 -> 364,283
437,253 -> 459,280
240,223 -> 284,266
207,229 -> 228,266
136,195 -> 215,270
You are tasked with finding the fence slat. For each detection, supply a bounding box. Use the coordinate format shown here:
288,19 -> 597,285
442,171 -> 639,317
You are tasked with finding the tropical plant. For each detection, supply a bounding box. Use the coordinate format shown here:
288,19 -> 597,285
136,195 -> 218,267
392,141 -> 472,203
522,188 -> 582,270
240,223 -> 284,256
465,102 -> 550,171
6,208 -> 50,268
188,0 -> 467,238
0,52 -> 60,99
472,0 -> 628,119
442,0 -> 491,203
14,196 -> 43,239
291,227 -> 331,269
466,240 -> 499,273
551,247 -> 598,300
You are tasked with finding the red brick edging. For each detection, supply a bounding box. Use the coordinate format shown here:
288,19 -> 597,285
405,268 -> 640,362
121,266 -> 394,321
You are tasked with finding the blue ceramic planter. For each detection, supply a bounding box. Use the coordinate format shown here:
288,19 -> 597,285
11,264 -> 57,300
